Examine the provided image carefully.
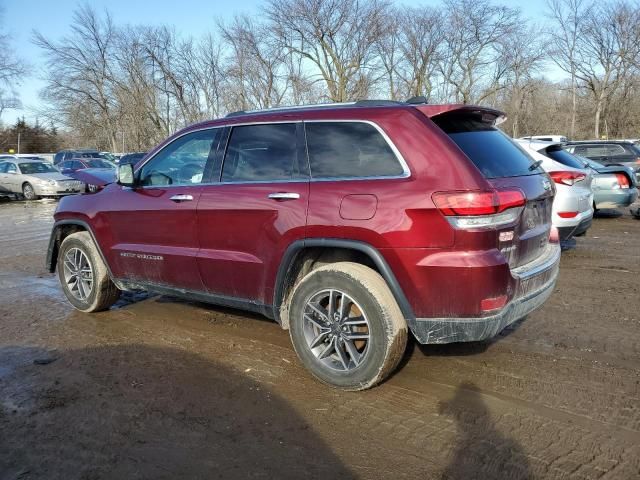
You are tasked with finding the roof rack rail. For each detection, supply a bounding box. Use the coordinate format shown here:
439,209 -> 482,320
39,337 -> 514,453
224,98 -> 424,118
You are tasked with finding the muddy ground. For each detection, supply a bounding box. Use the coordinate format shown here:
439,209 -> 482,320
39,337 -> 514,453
0,198 -> 638,480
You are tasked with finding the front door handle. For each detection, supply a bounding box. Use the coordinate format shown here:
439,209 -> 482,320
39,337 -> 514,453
170,194 -> 194,202
268,192 -> 300,201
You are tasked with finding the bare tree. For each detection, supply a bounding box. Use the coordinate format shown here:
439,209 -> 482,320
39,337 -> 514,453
33,5 -> 119,150
219,14 -> 289,110
0,5 -> 26,120
547,0 -> 588,138
438,0 -> 519,104
265,0 -> 390,102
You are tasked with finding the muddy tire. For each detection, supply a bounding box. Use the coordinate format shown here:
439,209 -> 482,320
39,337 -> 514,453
22,183 -> 38,201
57,231 -> 120,312
288,262 -> 407,391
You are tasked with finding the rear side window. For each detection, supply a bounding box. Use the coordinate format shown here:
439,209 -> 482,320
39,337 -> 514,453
305,122 -> 404,178
433,113 -> 542,178
0,162 -> 6,173
222,123 -> 300,182
545,147 -> 586,169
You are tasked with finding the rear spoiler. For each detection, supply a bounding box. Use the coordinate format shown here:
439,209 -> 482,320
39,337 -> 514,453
415,104 -> 506,126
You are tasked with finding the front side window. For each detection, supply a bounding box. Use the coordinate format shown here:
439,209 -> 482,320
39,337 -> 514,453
140,129 -> 219,187
305,122 -> 404,179
6,163 -> 17,174
0,162 -> 7,173
221,123 -> 300,182
18,162 -> 57,174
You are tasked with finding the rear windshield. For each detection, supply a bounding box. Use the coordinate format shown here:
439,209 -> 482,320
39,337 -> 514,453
545,147 -> 586,169
19,162 -> 57,174
433,113 -> 543,178
86,159 -> 115,169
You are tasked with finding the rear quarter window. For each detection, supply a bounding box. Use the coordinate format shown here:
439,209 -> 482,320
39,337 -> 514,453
433,113 -> 542,178
304,122 -> 405,179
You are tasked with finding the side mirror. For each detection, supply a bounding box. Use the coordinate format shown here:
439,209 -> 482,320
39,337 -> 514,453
117,163 -> 136,187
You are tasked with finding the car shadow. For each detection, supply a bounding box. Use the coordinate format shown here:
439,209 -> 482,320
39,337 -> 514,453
594,208 -> 624,218
438,382 -> 532,479
0,344 -> 353,479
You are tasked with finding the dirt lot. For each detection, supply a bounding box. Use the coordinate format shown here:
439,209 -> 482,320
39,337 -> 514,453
0,198 -> 639,480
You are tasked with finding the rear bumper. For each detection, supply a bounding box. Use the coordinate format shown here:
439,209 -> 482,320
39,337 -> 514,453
557,215 -> 593,240
411,243 -> 560,344
594,188 -> 638,209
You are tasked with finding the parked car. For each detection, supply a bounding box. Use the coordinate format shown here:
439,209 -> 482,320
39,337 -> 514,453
117,152 -> 147,165
0,158 -> 83,200
519,135 -> 568,143
516,140 -> 593,240
573,156 -> 637,210
54,149 -> 101,165
46,101 -> 560,390
65,168 -> 117,193
564,140 -> 640,183
58,158 -> 116,173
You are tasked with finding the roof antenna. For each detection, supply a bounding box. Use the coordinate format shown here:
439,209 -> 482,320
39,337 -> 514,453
406,96 -> 428,105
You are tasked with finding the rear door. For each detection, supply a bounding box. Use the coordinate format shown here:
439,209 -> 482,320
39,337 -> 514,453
196,122 -> 309,305
101,128 -> 221,290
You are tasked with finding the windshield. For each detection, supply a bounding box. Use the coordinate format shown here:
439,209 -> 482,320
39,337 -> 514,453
19,162 -> 58,174
86,159 -> 115,169
577,156 -> 604,168
433,113 -> 543,178
545,147 -> 586,169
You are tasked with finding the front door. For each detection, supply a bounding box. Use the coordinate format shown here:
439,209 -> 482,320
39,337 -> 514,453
196,122 -> 309,306
101,128 -> 222,291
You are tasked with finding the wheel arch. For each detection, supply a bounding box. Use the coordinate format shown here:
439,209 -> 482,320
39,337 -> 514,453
46,220 -> 111,277
273,238 -> 415,329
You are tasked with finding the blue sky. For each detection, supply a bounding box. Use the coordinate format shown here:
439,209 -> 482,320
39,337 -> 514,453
1,0 -> 551,124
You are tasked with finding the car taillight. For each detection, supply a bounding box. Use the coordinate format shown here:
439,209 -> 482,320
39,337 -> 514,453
615,173 -> 630,189
481,295 -> 508,312
432,189 -> 525,229
558,211 -> 578,218
549,171 -> 586,186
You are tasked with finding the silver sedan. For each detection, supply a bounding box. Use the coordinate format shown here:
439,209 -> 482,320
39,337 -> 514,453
0,158 -> 83,200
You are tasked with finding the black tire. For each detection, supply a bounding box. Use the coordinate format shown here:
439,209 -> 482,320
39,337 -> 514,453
22,183 -> 38,201
57,231 -> 120,312
288,262 -> 407,391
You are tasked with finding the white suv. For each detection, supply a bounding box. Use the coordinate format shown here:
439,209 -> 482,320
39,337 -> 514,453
516,140 -> 593,240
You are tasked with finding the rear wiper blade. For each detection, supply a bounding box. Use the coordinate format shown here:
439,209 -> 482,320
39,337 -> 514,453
529,159 -> 543,171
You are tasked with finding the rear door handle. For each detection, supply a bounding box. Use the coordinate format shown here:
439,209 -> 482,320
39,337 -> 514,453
170,194 -> 194,202
267,192 -> 300,201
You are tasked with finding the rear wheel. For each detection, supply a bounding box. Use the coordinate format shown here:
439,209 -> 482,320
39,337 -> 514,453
57,232 -> 120,312
288,262 -> 407,390
22,183 -> 38,201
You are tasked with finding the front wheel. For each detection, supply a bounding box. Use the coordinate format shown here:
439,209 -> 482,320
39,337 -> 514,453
22,183 -> 38,201
57,231 -> 120,312
288,262 -> 407,390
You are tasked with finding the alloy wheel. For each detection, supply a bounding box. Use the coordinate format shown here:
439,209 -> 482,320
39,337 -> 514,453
62,248 -> 94,301
302,289 -> 371,371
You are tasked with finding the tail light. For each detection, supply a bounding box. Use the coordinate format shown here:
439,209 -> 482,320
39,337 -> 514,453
549,171 -> 586,186
634,157 -> 640,164
615,173 -> 630,189
481,295 -> 507,312
432,189 -> 525,229
558,211 -> 578,218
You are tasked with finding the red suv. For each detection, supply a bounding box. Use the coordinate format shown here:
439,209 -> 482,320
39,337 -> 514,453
46,101 -> 561,390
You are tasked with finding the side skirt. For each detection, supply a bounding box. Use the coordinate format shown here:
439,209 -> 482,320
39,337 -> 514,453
116,280 -> 275,320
